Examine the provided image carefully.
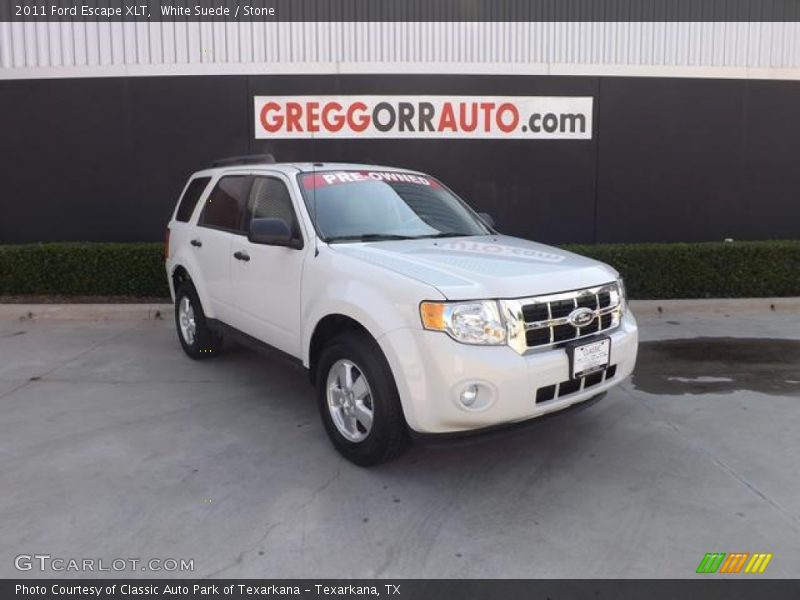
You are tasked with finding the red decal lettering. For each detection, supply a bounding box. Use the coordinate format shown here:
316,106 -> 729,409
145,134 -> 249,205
306,101 -> 320,133
285,102 -> 304,132
479,102 -> 495,131
458,102 -> 478,132
347,102 -> 370,132
496,103 -> 519,133
259,102 -> 284,133
322,102 -> 345,132
437,103 -> 457,132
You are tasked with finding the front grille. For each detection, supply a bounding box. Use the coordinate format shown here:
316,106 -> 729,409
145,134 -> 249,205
522,304 -> 549,322
503,282 -> 623,353
549,299 -> 575,319
551,324 -> 575,343
535,364 -> 617,404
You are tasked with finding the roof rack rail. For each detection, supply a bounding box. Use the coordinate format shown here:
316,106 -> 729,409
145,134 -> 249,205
210,153 -> 276,168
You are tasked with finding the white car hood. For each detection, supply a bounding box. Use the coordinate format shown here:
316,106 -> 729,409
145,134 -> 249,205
331,235 -> 618,300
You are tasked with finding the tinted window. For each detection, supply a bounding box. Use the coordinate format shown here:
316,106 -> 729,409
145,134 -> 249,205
199,176 -> 250,233
246,177 -> 300,238
175,177 -> 211,222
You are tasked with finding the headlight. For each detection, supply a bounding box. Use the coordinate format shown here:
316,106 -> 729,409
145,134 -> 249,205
420,300 -> 506,345
617,278 -> 627,310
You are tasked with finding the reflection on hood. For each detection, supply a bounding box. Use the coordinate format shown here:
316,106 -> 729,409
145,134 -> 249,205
332,235 -> 617,300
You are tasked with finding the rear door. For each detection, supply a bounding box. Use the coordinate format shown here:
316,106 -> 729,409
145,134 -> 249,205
168,175 -> 212,287
228,173 -> 306,357
193,174 -> 251,322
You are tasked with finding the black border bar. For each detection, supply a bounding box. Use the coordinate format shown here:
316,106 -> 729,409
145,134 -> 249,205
4,0 -> 800,22
4,580 -> 800,600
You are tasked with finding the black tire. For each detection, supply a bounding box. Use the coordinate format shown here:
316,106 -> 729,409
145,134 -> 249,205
174,281 -> 223,360
316,330 -> 410,466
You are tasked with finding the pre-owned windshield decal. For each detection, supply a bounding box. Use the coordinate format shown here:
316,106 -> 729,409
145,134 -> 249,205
301,171 -> 439,188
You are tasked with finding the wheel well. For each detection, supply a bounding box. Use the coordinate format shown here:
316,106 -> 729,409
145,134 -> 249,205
171,265 -> 190,293
308,314 -> 371,384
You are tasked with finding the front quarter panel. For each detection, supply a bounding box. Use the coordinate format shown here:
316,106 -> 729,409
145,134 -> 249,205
301,244 -> 445,366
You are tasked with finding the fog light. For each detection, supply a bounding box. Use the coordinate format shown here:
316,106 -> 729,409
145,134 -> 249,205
460,384 -> 479,407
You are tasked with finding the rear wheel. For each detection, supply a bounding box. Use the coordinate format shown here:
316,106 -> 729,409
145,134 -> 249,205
174,282 -> 222,359
316,331 -> 409,466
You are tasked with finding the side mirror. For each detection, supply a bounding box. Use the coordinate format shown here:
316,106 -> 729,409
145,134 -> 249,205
248,217 -> 301,248
478,212 -> 496,228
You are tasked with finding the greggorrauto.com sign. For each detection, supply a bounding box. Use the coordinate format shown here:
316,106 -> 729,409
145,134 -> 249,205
254,96 -> 593,139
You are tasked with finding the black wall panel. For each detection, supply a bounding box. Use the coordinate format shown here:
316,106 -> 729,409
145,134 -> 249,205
595,77 -> 800,243
0,78 -> 128,243
596,77 -> 746,243
0,74 -> 798,245
0,76 -> 249,243
736,80 -> 800,241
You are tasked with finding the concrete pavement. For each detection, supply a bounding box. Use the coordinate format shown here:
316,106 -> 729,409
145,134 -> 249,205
0,311 -> 798,578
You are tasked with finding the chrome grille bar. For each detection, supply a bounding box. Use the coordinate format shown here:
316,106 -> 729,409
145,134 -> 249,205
523,304 -> 619,331
500,282 -> 623,355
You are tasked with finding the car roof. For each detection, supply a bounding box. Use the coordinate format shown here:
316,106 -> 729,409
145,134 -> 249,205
190,162 -> 427,178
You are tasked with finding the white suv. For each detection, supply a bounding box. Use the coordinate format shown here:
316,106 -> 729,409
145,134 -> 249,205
165,156 -> 638,465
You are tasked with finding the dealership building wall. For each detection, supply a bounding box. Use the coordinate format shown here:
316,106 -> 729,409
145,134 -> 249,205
1,21 -> 799,245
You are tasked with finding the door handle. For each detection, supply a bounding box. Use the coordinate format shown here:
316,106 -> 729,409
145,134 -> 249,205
190,239 -> 202,247
233,251 -> 250,262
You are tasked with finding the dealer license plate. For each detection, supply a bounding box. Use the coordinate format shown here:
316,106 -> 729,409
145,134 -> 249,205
567,337 -> 611,379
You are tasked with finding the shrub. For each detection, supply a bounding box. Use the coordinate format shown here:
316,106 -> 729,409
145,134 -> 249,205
0,242 -> 169,297
565,240 -> 800,299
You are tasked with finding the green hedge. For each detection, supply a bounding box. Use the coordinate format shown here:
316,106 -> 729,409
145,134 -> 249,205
565,240 -> 800,299
0,242 -> 170,297
0,240 -> 798,300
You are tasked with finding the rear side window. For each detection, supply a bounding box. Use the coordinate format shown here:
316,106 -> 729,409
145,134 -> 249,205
199,176 -> 250,233
175,177 -> 211,222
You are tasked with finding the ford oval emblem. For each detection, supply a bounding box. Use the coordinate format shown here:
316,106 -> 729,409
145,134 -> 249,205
567,307 -> 595,328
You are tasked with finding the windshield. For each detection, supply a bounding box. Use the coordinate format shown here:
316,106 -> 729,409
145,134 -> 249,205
298,170 -> 491,242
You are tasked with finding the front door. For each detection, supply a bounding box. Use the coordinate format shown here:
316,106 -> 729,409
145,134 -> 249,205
229,173 -> 307,357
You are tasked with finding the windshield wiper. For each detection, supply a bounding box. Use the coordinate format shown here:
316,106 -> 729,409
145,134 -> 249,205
326,233 -> 416,243
415,232 -> 476,239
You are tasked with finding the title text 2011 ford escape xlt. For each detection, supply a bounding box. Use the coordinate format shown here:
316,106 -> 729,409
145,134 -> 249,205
165,156 -> 638,465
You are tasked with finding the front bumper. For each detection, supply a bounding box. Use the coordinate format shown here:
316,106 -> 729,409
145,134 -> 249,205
379,310 -> 638,434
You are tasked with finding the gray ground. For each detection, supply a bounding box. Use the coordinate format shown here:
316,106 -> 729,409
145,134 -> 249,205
0,312 -> 798,578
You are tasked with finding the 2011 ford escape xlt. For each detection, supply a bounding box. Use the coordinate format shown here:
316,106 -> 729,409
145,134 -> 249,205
165,156 -> 639,465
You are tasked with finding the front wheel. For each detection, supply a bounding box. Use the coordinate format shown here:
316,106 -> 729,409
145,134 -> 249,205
316,331 -> 409,466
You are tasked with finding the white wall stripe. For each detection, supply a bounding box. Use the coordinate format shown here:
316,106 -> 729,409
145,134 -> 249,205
3,60 -> 800,81
1,21 -> 799,80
